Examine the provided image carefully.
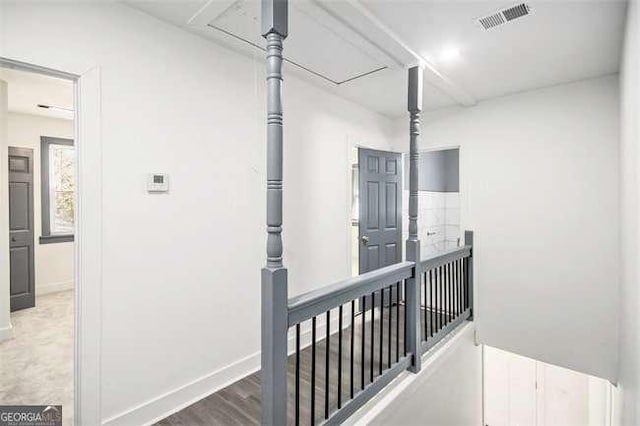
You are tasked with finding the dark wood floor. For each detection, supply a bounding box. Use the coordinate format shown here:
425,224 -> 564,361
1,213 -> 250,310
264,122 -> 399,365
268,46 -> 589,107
156,305 -> 451,426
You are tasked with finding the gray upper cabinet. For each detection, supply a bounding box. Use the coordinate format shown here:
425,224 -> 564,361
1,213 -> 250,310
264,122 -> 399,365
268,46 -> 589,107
405,148 -> 459,193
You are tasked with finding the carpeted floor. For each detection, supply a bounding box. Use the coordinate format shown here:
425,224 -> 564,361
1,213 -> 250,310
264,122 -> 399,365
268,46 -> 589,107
0,290 -> 74,426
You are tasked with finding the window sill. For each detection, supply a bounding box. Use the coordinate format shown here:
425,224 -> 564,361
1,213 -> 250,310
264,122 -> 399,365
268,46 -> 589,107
39,234 -> 74,244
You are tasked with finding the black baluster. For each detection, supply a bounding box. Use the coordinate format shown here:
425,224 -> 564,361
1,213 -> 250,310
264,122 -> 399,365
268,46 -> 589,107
451,263 -> 455,320
396,282 -> 400,362
338,305 -> 343,409
379,289 -> 384,375
444,263 -> 448,324
325,311 -> 330,420
449,262 -> 453,319
464,257 -> 469,310
370,291 -> 375,383
350,299 -> 355,399
423,272 -> 428,340
429,270 -> 434,338
448,263 -> 452,324
295,324 -> 300,426
456,259 -> 460,313
454,260 -> 458,317
458,259 -> 462,315
462,259 -> 466,310
433,269 -> 442,334
439,266 -> 443,331
387,286 -> 392,369
361,296 -> 365,390
456,262 -> 459,319
460,258 -> 464,313
453,261 -> 457,318
311,317 -> 316,425
452,262 -> 456,319
403,281 -> 408,357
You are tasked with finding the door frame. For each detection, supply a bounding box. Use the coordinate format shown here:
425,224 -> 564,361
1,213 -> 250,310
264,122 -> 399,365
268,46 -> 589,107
0,57 -> 103,426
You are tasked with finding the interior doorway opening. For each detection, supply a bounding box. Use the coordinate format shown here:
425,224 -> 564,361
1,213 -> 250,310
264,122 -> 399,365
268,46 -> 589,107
0,64 -> 77,425
351,145 -> 462,277
407,147 -> 461,258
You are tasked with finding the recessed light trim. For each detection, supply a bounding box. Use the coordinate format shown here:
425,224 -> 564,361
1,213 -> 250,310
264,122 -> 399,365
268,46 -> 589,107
439,46 -> 461,62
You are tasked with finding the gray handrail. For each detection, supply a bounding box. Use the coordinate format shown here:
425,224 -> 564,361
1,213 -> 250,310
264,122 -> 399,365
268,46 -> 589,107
288,245 -> 473,328
419,246 -> 471,273
287,261 -> 414,326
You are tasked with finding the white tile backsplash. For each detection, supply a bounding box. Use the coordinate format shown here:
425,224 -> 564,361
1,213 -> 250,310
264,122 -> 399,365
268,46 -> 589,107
446,208 -> 460,226
403,190 -> 461,259
445,192 -> 461,209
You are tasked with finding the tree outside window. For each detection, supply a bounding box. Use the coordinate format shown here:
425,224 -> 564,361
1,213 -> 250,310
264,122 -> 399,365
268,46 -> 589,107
40,136 -> 75,244
49,144 -> 75,234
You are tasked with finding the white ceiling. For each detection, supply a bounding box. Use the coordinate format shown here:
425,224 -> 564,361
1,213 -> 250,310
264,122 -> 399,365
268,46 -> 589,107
0,67 -> 74,120
211,0 -> 390,83
360,0 -> 627,102
128,0 -> 627,117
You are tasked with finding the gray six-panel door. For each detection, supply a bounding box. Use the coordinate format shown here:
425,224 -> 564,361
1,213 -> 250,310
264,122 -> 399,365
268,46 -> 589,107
8,147 -> 35,311
358,147 -> 402,274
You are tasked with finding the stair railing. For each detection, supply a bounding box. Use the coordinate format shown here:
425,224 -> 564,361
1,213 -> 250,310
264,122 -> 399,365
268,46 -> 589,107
260,1 -> 474,424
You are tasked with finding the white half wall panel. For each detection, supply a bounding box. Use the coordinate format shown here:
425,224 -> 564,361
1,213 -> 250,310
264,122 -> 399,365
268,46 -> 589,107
358,323 -> 483,426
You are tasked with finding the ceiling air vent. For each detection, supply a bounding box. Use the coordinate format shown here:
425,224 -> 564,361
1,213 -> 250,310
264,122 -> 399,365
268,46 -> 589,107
479,13 -> 505,30
478,3 -> 532,30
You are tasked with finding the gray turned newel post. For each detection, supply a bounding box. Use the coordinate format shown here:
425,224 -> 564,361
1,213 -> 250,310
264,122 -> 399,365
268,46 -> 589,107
261,1 -> 288,425
465,230 -> 474,321
405,65 -> 423,373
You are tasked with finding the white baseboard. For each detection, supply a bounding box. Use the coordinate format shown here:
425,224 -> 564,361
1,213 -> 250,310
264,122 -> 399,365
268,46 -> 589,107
103,313 -> 344,426
0,323 -> 14,343
102,350 -> 262,426
36,280 -> 74,296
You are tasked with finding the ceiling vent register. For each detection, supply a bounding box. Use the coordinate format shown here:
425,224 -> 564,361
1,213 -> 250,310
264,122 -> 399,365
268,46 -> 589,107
478,3 -> 532,30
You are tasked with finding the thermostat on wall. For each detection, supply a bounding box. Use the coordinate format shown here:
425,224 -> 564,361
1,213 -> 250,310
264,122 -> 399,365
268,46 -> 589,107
147,173 -> 169,193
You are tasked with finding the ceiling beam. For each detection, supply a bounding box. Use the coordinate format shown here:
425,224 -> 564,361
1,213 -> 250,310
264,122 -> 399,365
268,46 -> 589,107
187,0 -> 238,26
314,0 -> 477,107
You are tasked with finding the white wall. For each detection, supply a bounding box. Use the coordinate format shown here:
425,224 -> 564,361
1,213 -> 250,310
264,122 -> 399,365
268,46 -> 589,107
618,0 -> 640,423
394,76 -> 620,382
363,324 -> 483,426
7,112 -> 74,295
0,79 -> 11,342
0,2 -> 394,424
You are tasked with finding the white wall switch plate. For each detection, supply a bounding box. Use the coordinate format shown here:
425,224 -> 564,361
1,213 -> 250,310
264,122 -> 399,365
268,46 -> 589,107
147,173 -> 169,193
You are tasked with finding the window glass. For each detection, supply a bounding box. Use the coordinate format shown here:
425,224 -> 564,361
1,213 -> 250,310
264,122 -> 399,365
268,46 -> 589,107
351,164 -> 359,223
49,144 -> 75,234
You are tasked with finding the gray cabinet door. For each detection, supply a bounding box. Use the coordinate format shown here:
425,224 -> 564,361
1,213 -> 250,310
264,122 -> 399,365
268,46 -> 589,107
8,147 -> 35,311
358,148 -> 402,274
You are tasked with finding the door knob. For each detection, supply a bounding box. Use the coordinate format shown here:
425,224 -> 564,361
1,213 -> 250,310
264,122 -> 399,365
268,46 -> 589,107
361,236 -> 369,245
11,237 -> 16,242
